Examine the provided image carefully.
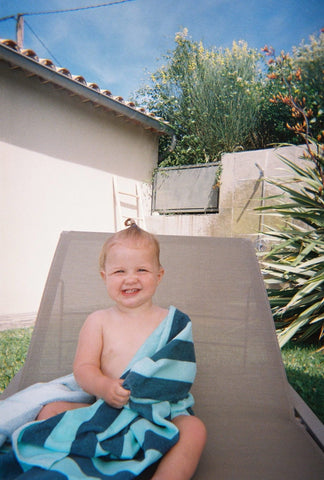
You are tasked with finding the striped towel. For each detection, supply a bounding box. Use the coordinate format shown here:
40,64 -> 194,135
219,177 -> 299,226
10,306 -> 196,479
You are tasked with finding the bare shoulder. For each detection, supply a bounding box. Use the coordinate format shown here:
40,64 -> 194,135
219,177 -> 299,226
145,305 -> 169,328
82,308 -> 113,330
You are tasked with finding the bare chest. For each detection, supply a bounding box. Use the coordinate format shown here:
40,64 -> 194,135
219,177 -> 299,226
100,322 -> 158,378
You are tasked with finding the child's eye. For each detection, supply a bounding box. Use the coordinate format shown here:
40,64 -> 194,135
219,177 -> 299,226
138,268 -> 148,272
114,269 -> 124,274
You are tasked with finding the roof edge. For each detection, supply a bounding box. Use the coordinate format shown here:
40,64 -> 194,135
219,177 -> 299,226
0,40 -> 174,136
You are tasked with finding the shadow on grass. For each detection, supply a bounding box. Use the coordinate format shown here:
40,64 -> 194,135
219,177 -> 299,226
285,368 -> 324,423
281,343 -> 324,424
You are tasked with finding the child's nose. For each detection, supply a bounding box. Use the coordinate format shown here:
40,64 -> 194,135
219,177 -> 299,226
125,272 -> 138,283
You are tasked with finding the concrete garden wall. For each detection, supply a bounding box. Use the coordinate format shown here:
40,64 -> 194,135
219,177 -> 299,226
147,145 -> 307,250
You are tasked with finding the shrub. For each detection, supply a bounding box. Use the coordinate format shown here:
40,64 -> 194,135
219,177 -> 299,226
135,29 -> 262,166
259,142 -> 324,347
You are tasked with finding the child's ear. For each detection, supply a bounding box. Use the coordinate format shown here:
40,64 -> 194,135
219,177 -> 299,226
100,270 -> 106,281
157,267 -> 165,283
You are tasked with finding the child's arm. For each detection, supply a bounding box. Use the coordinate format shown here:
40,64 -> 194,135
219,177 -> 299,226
73,312 -> 130,409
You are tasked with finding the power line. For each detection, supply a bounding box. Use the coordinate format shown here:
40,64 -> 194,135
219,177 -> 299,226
0,15 -> 16,23
24,19 -> 62,66
0,0 -> 136,21
0,0 -> 137,66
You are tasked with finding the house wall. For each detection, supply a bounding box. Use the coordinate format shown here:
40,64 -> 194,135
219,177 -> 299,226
0,62 -> 158,180
0,62 -> 159,315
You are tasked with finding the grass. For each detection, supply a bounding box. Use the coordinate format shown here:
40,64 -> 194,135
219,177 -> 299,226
281,342 -> 324,423
0,327 -> 33,392
0,328 -> 323,423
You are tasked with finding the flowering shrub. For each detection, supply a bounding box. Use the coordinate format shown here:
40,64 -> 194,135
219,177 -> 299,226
261,31 -> 324,143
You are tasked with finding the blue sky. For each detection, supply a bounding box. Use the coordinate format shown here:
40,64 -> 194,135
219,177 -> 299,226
0,0 -> 323,100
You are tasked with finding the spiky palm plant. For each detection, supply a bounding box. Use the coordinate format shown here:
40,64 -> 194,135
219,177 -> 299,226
258,140 -> 324,348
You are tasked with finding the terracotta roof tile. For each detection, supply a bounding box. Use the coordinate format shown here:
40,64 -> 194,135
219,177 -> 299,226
72,74 -> 87,85
56,66 -> 72,77
21,48 -> 38,60
1,38 -> 19,50
39,58 -> 56,69
113,95 -> 124,102
87,82 -> 100,91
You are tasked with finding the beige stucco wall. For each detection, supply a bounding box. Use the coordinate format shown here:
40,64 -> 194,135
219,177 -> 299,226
0,62 -> 159,315
0,62 -> 158,181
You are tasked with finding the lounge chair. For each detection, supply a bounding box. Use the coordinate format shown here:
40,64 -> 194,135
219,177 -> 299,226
2,232 -> 323,479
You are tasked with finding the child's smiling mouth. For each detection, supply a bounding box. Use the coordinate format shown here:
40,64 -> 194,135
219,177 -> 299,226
122,288 -> 140,295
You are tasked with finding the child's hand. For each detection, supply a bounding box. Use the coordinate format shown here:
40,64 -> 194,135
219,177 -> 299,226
104,378 -> 130,409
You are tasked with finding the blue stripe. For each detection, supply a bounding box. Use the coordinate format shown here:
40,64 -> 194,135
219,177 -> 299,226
26,468 -> 68,479
99,423 -> 134,459
167,310 -> 191,342
72,455 -> 136,479
143,429 -> 179,456
125,373 -> 192,402
127,401 -> 156,423
152,340 -> 195,363
20,412 -> 64,447
70,402 -> 120,457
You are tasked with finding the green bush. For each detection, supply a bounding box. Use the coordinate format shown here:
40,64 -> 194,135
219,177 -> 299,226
135,29 -> 262,166
258,141 -> 324,347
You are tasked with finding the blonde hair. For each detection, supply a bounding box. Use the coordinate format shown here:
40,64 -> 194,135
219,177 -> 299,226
99,218 -> 161,272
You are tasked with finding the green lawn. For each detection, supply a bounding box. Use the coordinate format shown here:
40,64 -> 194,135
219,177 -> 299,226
0,327 -> 323,423
0,327 -> 33,392
281,342 -> 324,423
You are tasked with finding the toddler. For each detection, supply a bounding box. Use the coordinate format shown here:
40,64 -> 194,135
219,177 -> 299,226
37,219 -> 206,479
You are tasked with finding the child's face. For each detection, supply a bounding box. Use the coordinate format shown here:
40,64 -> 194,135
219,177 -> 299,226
100,241 -> 164,310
